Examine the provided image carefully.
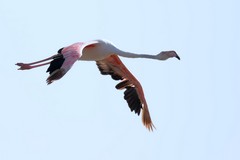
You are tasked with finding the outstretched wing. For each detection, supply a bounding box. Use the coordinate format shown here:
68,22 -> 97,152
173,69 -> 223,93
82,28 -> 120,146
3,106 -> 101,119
46,41 -> 99,84
96,55 -> 155,131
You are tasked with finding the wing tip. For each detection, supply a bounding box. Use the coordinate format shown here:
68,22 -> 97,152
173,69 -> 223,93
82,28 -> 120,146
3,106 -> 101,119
46,69 -> 65,84
142,104 -> 156,131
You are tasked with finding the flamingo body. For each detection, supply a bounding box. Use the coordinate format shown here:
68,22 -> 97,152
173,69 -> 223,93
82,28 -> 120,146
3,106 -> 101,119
16,39 -> 180,131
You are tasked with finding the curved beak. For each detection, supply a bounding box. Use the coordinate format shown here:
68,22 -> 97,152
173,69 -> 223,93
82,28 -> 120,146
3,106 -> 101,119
175,54 -> 180,60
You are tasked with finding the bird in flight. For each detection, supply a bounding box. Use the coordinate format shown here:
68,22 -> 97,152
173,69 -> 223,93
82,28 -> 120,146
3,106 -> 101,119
16,39 -> 180,131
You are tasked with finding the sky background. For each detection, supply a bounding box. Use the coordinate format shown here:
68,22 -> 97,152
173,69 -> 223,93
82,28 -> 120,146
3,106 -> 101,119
0,0 -> 239,160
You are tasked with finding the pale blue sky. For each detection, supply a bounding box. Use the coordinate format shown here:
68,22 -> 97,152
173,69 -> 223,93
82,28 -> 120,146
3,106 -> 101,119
0,0 -> 239,160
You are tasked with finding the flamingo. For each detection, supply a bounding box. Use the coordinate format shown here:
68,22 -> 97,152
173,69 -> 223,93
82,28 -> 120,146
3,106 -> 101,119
16,39 -> 180,131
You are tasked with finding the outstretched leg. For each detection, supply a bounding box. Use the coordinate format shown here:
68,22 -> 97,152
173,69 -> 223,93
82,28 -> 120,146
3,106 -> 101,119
16,54 -> 59,70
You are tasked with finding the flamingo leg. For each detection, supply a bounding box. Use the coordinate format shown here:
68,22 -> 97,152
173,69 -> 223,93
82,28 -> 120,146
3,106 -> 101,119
16,54 -> 58,70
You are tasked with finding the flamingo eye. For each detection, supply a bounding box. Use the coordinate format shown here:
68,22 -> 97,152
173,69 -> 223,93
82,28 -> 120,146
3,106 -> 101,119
57,48 -> 64,54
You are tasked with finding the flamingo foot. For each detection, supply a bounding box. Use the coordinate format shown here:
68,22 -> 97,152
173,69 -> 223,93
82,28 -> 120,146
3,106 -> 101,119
15,63 -> 33,70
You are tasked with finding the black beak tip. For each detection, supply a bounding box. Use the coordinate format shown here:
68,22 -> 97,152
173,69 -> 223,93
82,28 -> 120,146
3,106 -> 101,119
176,55 -> 180,60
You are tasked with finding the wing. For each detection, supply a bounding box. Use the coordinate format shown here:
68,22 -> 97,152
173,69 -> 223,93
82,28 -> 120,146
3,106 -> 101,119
46,41 -> 99,84
46,50 -> 80,85
96,55 -> 155,131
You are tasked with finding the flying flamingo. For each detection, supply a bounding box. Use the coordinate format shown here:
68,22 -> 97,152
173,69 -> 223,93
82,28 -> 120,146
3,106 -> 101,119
16,39 -> 180,131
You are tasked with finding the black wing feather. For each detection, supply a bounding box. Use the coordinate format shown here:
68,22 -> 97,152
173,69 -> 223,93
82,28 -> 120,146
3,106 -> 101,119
46,54 -> 65,74
124,87 -> 142,115
96,60 -> 142,115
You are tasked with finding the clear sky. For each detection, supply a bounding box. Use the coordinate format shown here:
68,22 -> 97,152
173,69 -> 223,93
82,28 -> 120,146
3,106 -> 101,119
0,0 -> 239,160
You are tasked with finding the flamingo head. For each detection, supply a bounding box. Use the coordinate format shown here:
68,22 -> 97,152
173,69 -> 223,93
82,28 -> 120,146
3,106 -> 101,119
157,50 -> 180,60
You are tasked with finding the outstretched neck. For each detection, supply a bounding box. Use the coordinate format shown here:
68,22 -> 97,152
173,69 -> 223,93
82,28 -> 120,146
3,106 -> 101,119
113,46 -> 179,61
117,50 -> 159,60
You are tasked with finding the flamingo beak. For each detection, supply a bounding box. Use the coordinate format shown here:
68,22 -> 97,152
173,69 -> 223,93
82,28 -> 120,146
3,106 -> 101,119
175,54 -> 180,60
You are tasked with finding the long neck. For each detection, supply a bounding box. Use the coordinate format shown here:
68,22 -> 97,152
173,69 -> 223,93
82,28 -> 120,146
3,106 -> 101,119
116,50 -> 158,60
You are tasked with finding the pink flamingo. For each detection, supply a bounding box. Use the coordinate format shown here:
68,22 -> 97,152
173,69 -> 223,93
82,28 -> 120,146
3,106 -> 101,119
16,39 -> 180,131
